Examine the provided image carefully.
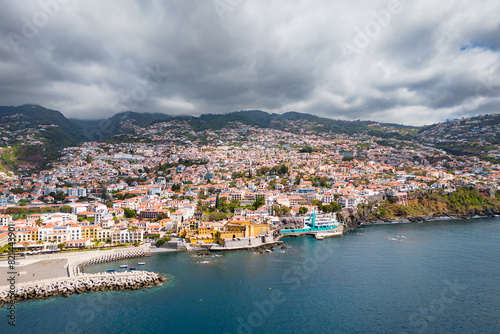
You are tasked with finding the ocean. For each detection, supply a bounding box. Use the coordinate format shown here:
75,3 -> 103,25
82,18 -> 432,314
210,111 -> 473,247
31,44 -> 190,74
2,218 -> 500,334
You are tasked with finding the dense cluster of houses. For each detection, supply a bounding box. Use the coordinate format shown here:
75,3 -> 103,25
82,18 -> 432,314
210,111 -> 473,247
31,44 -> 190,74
1,123 -> 499,251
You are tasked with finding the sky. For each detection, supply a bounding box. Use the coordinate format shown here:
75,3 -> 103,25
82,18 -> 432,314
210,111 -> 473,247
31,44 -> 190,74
0,0 -> 499,125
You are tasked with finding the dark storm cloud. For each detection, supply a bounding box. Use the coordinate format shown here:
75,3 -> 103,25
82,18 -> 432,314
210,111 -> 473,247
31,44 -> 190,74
0,0 -> 499,125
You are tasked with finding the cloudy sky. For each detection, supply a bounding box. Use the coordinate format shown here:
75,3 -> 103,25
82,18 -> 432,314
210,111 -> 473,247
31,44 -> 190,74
1,0 -> 499,125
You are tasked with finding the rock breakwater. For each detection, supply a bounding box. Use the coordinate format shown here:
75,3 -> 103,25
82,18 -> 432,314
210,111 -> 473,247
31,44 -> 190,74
0,248 -> 165,308
72,249 -> 150,276
0,271 -> 165,308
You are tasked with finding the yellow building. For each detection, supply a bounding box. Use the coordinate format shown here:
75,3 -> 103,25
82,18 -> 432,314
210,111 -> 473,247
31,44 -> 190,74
186,225 -> 218,244
30,227 -> 39,241
218,221 -> 269,240
183,220 -> 270,245
82,225 -> 100,240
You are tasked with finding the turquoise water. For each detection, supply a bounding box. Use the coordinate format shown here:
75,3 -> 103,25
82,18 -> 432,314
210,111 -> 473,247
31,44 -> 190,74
2,218 -> 500,333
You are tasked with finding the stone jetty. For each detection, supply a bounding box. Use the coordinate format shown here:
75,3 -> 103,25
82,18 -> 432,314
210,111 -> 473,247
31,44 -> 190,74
0,271 -> 165,308
0,248 -> 165,308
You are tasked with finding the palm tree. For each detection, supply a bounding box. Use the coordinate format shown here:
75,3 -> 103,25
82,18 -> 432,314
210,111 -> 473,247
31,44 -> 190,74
35,218 -> 43,227
23,241 -> 29,253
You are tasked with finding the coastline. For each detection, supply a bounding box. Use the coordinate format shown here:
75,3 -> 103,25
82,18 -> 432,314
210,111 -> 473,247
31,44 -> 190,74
357,213 -> 500,227
3,213 -> 499,307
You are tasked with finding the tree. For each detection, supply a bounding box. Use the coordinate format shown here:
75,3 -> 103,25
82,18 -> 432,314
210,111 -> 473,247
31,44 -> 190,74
251,196 -> 265,210
171,183 -> 181,191
101,185 -> 111,201
279,165 -> 289,175
311,199 -> 323,212
60,205 -> 72,213
156,236 -> 171,246
123,207 -> 136,218
50,191 -> 66,202
298,206 -> 309,215
271,204 -> 286,217
258,166 -> 270,175
58,242 -> 66,250
281,205 -> 291,216
299,146 -> 315,153
270,164 -> 289,175
209,212 -> 228,221
155,212 -> 170,221
228,200 -> 240,213
318,176 -> 329,188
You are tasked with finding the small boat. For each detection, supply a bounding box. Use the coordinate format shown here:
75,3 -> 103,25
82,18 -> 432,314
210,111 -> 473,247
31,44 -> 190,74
315,235 -> 325,240
129,267 -> 137,270
138,262 -> 146,265
119,265 -> 128,268
107,269 -> 115,272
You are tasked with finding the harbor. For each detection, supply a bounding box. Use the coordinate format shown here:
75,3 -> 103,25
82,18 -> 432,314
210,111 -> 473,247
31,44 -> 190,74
0,247 -> 162,308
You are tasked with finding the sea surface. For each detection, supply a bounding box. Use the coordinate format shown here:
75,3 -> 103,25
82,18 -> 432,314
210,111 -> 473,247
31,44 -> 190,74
2,218 -> 500,334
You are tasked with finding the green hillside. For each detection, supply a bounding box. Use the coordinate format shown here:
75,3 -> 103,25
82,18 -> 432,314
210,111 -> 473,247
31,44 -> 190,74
0,104 -> 85,171
72,109 -> 420,138
0,104 -> 85,149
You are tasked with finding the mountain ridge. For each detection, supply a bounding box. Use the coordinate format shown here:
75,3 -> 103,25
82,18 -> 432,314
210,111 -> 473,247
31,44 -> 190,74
2,104 -> 500,171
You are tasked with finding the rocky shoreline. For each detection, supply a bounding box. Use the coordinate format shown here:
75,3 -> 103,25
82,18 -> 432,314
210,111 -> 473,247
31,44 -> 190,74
352,212 -> 500,228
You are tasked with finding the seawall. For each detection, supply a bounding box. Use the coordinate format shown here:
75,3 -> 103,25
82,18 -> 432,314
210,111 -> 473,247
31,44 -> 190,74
0,271 -> 165,308
70,248 -> 150,276
0,247 -> 165,308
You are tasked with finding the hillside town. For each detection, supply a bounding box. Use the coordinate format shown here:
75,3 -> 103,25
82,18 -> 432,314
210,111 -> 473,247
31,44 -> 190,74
1,123 -> 499,253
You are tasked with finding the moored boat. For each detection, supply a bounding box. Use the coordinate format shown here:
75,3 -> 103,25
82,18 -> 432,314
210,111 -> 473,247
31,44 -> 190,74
281,213 -> 344,239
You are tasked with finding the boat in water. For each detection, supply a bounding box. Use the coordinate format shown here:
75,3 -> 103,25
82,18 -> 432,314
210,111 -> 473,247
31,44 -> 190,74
129,267 -> 137,270
107,269 -> 116,272
138,262 -> 146,265
281,213 -> 344,239
119,265 -> 128,268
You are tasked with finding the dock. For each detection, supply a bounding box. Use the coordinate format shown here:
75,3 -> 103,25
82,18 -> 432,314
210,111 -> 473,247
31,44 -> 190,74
280,213 -> 344,240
